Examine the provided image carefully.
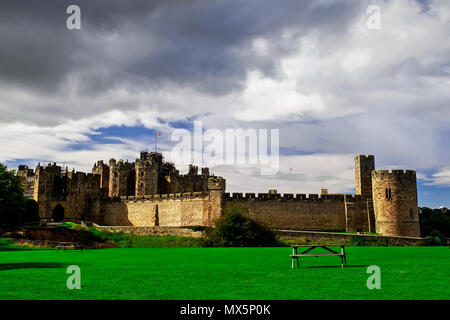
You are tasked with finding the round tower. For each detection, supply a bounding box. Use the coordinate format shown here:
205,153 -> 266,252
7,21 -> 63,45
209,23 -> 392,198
371,170 -> 420,237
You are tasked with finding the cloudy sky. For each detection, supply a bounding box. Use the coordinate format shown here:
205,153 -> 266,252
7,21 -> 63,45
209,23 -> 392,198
0,0 -> 449,207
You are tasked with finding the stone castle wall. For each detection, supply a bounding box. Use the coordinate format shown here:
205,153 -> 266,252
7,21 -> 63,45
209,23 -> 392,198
25,153 -> 420,238
275,230 -> 424,246
92,224 -> 205,238
224,193 -> 358,231
101,192 -> 215,227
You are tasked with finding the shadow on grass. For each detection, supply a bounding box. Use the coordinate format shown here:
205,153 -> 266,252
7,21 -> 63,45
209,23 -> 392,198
302,264 -> 370,269
0,246 -> 52,252
0,262 -> 67,271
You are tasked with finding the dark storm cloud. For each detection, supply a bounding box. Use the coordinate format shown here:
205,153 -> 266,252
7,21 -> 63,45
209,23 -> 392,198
0,0 -> 357,98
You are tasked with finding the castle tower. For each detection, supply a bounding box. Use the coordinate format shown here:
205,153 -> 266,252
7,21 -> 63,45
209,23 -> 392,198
34,163 -> 62,219
135,154 -> 159,197
371,170 -> 420,237
355,155 -> 376,232
205,177 -> 226,226
92,160 -> 110,197
17,165 -> 35,198
355,155 -> 375,199
108,159 -> 135,197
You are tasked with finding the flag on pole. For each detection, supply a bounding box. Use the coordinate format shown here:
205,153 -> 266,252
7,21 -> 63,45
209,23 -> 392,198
155,131 -> 160,152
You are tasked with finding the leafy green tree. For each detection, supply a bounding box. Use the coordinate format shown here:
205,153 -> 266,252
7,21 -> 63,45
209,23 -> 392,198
0,163 -> 26,225
419,207 -> 450,239
206,204 -> 280,247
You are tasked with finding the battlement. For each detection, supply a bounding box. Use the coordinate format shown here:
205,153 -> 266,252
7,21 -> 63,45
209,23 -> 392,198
109,158 -> 135,169
355,154 -> 375,159
139,151 -> 163,164
17,165 -> 34,177
36,163 -> 62,173
103,191 -> 209,203
93,160 -> 106,168
224,192 -> 349,201
207,176 -> 226,191
187,164 -> 198,176
65,171 -> 101,186
372,169 -> 416,178
344,194 -> 363,201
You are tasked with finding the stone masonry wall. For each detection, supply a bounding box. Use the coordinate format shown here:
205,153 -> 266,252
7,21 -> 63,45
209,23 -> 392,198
92,224 -> 205,238
224,193 -> 350,231
101,193 -> 210,227
275,230 -> 424,246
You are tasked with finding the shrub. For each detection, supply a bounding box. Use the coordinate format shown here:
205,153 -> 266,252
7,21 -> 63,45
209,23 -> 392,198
206,205 -> 280,247
423,229 -> 446,246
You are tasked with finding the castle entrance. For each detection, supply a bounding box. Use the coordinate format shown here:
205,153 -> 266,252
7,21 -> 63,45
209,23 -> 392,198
52,204 -> 64,222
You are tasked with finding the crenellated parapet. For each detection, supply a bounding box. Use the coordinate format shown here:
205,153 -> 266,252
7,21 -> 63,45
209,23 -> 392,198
372,169 -> 416,178
207,176 -> 226,191
102,191 -> 209,203
224,192 -> 349,202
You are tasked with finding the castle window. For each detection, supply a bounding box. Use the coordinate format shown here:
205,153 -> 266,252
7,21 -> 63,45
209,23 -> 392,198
385,188 -> 392,200
140,171 -> 144,177
140,183 -> 144,188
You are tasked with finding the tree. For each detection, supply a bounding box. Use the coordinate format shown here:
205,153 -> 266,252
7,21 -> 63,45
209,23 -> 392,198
0,163 -> 26,225
206,204 -> 279,247
419,207 -> 450,239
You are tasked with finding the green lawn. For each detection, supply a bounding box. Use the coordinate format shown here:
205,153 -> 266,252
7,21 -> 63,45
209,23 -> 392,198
0,246 -> 448,299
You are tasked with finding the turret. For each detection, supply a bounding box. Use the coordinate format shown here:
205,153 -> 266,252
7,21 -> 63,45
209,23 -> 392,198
372,170 -> 420,237
355,155 -> 375,200
135,156 -> 159,197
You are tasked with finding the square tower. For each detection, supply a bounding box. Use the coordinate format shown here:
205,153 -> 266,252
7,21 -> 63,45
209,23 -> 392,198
355,155 -> 375,199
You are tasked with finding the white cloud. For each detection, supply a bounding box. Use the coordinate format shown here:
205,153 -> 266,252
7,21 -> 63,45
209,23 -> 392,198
210,153 -> 356,194
425,169 -> 450,187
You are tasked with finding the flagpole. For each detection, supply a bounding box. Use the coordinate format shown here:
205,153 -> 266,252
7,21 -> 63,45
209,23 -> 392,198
155,132 -> 157,152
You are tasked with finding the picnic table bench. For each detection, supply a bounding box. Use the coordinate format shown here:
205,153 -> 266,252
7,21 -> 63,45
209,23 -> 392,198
290,244 -> 347,268
56,242 -> 83,251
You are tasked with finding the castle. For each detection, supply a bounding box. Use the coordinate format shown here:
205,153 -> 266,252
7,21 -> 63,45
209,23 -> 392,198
17,153 -> 421,237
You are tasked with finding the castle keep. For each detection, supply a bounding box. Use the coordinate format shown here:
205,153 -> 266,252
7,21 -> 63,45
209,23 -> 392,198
18,153 -> 421,237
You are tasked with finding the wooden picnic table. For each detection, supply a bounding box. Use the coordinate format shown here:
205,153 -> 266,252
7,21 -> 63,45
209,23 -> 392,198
290,244 -> 347,269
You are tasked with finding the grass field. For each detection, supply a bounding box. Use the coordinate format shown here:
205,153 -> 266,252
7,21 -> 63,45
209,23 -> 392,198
0,246 -> 449,299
